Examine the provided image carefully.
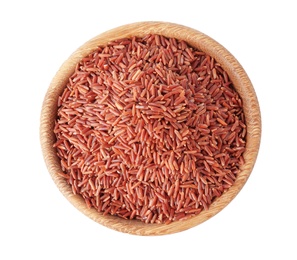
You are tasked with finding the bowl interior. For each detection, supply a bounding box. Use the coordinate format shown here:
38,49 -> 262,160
40,21 -> 261,236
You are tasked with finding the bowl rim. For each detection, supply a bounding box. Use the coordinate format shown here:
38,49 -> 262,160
40,21 -> 261,236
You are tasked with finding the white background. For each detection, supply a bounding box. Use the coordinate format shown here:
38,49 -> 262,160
1,0 -> 296,259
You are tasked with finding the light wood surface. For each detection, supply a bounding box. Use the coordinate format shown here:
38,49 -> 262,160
40,21 -> 261,236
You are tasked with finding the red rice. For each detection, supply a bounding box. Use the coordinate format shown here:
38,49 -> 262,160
54,34 -> 246,224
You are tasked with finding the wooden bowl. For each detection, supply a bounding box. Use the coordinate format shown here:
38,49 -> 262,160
40,21 -> 261,236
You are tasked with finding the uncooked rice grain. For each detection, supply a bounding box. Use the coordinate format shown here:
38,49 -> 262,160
54,34 -> 246,224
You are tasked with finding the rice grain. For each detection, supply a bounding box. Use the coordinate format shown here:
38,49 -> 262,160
54,34 -> 246,224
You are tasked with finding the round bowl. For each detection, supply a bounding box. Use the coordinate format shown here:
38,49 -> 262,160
40,21 -> 261,236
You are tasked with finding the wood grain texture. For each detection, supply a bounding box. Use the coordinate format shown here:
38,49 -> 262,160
40,21 -> 261,236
